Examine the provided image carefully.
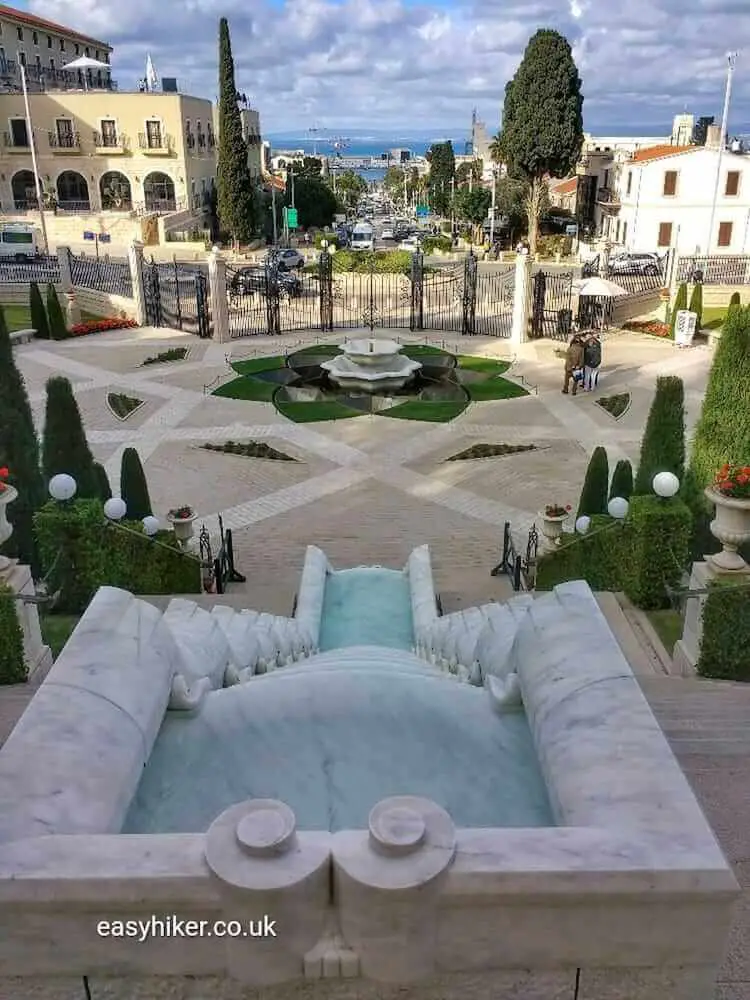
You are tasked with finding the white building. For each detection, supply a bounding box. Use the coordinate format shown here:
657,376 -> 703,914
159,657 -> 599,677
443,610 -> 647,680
598,130 -> 750,254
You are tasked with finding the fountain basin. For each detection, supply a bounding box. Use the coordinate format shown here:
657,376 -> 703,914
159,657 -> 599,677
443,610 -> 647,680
320,338 -> 422,393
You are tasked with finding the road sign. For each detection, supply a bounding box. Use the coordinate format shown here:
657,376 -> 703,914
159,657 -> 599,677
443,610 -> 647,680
284,207 -> 298,229
416,205 -> 429,217
83,231 -> 95,240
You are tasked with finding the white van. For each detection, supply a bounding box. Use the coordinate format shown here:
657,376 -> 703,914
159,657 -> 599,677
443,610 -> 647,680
0,224 -> 39,261
350,223 -> 374,251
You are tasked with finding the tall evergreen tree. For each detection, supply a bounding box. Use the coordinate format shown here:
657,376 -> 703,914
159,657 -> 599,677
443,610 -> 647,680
491,29 -> 584,254
46,283 -> 67,340
577,446 -> 609,517
119,447 -> 153,520
29,282 -> 50,340
93,462 -> 112,501
426,141 -> 456,217
688,283 -> 703,328
217,18 -> 257,243
42,376 -> 99,498
634,376 -> 686,495
609,459 -> 634,501
669,283 -> 687,339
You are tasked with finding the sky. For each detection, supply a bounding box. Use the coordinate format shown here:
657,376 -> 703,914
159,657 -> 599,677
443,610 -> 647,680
23,0 -> 750,137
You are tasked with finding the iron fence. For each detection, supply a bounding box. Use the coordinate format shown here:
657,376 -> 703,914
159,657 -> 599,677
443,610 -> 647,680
0,254 -> 60,283
582,251 -> 670,292
675,254 -> 750,285
70,252 -> 133,298
142,257 -> 211,337
198,517 -> 246,594
530,270 -> 574,340
491,521 -> 538,591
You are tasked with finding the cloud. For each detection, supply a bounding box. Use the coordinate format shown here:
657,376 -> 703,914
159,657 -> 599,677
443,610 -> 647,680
30,0 -> 750,134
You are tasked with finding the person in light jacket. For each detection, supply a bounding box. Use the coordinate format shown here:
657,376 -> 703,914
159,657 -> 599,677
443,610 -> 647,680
563,334 -> 585,395
583,332 -> 602,392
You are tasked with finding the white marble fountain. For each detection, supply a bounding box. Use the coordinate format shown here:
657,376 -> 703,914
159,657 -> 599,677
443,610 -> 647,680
320,338 -> 423,392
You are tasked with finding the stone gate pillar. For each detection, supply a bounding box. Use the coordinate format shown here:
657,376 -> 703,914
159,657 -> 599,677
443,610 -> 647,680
127,241 -> 147,327
511,251 -> 532,345
208,246 -> 230,343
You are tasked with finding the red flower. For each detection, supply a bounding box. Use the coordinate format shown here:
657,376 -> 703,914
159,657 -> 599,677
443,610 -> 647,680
0,467 -> 8,479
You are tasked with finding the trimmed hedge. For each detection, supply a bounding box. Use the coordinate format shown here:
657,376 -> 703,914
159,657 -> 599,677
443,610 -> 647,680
46,282 -> 67,340
0,581 -> 26,685
29,281 -> 50,340
698,576 -> 750,680
670,283 -> 687,339
577,446 -> 609,517
120,447 -> 153,520
688,283 -> 703,328
34,499 -> 202,614
634,376 -> 685,495
536,495 -> 691,610
609,459 -> 633,500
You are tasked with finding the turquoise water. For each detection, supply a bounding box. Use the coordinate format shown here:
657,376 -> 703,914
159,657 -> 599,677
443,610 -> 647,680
318,567 -> 414,651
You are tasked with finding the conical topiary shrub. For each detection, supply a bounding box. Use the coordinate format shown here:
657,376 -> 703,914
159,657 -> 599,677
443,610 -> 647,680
93,462 -> 112,501
29,281 -> 50,340
119,447 -> 153,520
729,291 -> 741,308
669,283 -> 688,339
634,376 -> 685,495
688,283 -> 703,329
46,283 -> 67,340
609,459 -> 633,501
577,446 -> 610,517
42,376 -> 99,498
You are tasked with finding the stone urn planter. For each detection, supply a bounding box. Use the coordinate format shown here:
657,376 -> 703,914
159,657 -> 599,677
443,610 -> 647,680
167,507 -> 197,549
0,483 -> 18,573
705,487 -> 750,573
539,506 -> 571,549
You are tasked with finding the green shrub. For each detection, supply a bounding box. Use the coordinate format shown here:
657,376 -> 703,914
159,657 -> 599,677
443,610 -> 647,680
688,283 -> 703,328
698,576 -> 750,680
42,376 -> 100,498
34,499 -> 202,614
422,235 -> 453,254
609,459 -> 633,500
577,446 -> 609,517
634,376 -> 685,495
729,291 -> 741,308
46,283 -> 67,340
0,581 -> 26,684
120,447 -> 153,520
536,235 -> 573,259
669,283 -> 687,339
536,516 -> 625,592
313,232 -> 338,249
331,249 -> 414,274
93,462 -> 112,501
29,281 -> 50,340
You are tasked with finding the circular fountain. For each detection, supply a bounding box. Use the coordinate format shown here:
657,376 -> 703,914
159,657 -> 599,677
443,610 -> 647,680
320,338 -> 423,393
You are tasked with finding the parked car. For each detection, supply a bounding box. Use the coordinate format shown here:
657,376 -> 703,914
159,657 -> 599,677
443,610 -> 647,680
269,248 -> 305,271
399,236 -> 422,252
229,267 -> 302,298
380,227 -> 395,240
608,252 -> 663,276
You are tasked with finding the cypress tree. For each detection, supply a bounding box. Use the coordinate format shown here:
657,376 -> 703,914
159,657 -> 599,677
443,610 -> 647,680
42,376 -> 99,498
609,459 -> 633,501
688,283 -> 703,328
729,291 -> 741,309
669,283 -> 688,339
634,376 -> 686,495
119,447 -> 153,520
93,462 -> 112,501
577,446 -> 610,517
46,283 -> 68,340
217,18 -> 256,243
29,281 -> 50,340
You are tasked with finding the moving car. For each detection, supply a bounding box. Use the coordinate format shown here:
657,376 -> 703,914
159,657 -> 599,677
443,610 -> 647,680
380,227 -> 395,240
229,267 -> 302,298
399,235 -> 422,252
269,248 -> 305,271
0,223 -> 38,261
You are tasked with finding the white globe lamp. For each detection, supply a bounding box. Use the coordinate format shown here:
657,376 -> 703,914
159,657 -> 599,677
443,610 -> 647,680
607,497 -> 629,520
575,515 -> 591,534
652,472 -> 680,498
142,515 -> 160,536
48,474 -> 77,501
103,497 -> 127,521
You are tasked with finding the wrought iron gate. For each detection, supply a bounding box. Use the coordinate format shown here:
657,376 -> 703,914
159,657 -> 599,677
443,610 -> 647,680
142,258 -> 211,337
530,270 -> 573,341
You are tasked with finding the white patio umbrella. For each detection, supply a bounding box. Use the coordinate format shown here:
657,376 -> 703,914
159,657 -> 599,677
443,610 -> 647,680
573,275 -> 629,331
62,55 -> 110,90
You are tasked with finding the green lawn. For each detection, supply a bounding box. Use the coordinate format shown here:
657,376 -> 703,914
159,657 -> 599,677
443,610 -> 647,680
402,344 -> 446,356
214,376 -> 277,402
466,377 -> 528,401
231,355 -> 286,375
274,399 -> 365,422
40,613 -> 80,659
457,355 -> 511,376
646,609 -> 683,655
381,399 -> 469,422
2,303 -> 101,333
701,307 -> 728,331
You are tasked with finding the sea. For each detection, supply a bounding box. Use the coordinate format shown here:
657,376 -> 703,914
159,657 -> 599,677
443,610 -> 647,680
265,130 -> 472,183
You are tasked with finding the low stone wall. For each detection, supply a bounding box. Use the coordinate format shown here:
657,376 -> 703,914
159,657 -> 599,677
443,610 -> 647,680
611,289 -> 661,324
0,282 -> 136,321
700,284 -> 750,308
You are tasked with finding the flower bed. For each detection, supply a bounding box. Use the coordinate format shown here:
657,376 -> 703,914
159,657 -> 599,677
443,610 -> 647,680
596,393 -> 631,419
69,318 -> 139,337
622,320 -> 671,338
107,392 -> 143,420
446,443 -> 536,461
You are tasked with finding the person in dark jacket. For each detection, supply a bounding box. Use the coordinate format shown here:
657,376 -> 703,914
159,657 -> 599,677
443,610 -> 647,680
583,333 -> 602,392
563,334 -> 585,395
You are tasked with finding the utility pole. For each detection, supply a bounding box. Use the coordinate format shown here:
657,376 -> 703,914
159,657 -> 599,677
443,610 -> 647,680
20,63 -> 49,254
490,166 -> 497,245
706,52 -> 737,253
290,167 -> 296,209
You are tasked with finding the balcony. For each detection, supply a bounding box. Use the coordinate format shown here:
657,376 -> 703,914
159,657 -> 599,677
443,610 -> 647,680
186,132 -> 196,151
48,131 -> 82,153
0,58 -> 17,78
2,132 -> 31,153
25,65 -> 117,93
92,130 -> 128,154
138,133 -> 174,155
207,133 -> 216,150
596,187 -> 620,206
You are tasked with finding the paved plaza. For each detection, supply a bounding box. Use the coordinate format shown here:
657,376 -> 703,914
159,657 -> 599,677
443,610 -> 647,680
8,325 -> 750,998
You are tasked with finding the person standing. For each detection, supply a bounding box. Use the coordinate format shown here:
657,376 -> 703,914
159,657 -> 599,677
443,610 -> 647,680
563,334 -> 585,395
583,333 -> 602,392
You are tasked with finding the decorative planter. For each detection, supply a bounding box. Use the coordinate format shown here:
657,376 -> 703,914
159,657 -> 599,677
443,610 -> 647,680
539,511 -> 568,549
167,512 -> 197,548
705,487 -> 750,573
0,485 -> 18,573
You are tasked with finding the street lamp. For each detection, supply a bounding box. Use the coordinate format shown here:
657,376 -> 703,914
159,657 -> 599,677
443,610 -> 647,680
48,474 -> 77,501
575,515 -> 591,534
142,515 -> 160,536
103,497 -> 127,521
607,497 -> 629,519
653,472 -> 680,498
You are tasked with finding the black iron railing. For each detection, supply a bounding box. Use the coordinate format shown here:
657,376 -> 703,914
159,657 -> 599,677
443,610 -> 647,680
69,251 -> 133,298
138,132 -> 173,151
198,517 -> 246,594
491,521 -> 538,591
93,130 -> 126,149
3,131 -> 29,148
676,254 -> 750,285
48,130 -> 81,150
0,254 -> 60,282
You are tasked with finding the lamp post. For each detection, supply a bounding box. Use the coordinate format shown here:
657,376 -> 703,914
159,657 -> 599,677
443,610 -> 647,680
20,62 -> 49,255
706,52 -> 737,254
490,165 -> 497,246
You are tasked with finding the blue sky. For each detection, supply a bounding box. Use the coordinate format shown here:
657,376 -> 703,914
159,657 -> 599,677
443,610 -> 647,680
22,0 -> 750,136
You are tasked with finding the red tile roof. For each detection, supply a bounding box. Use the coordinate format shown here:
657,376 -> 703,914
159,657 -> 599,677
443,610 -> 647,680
0,3 -> 111,50
551,177 -> 577,195
629,144 -> 696,163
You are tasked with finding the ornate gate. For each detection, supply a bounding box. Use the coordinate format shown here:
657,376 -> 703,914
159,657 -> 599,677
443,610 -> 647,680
530,270 -> 573,341
142,258 -> 211,337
